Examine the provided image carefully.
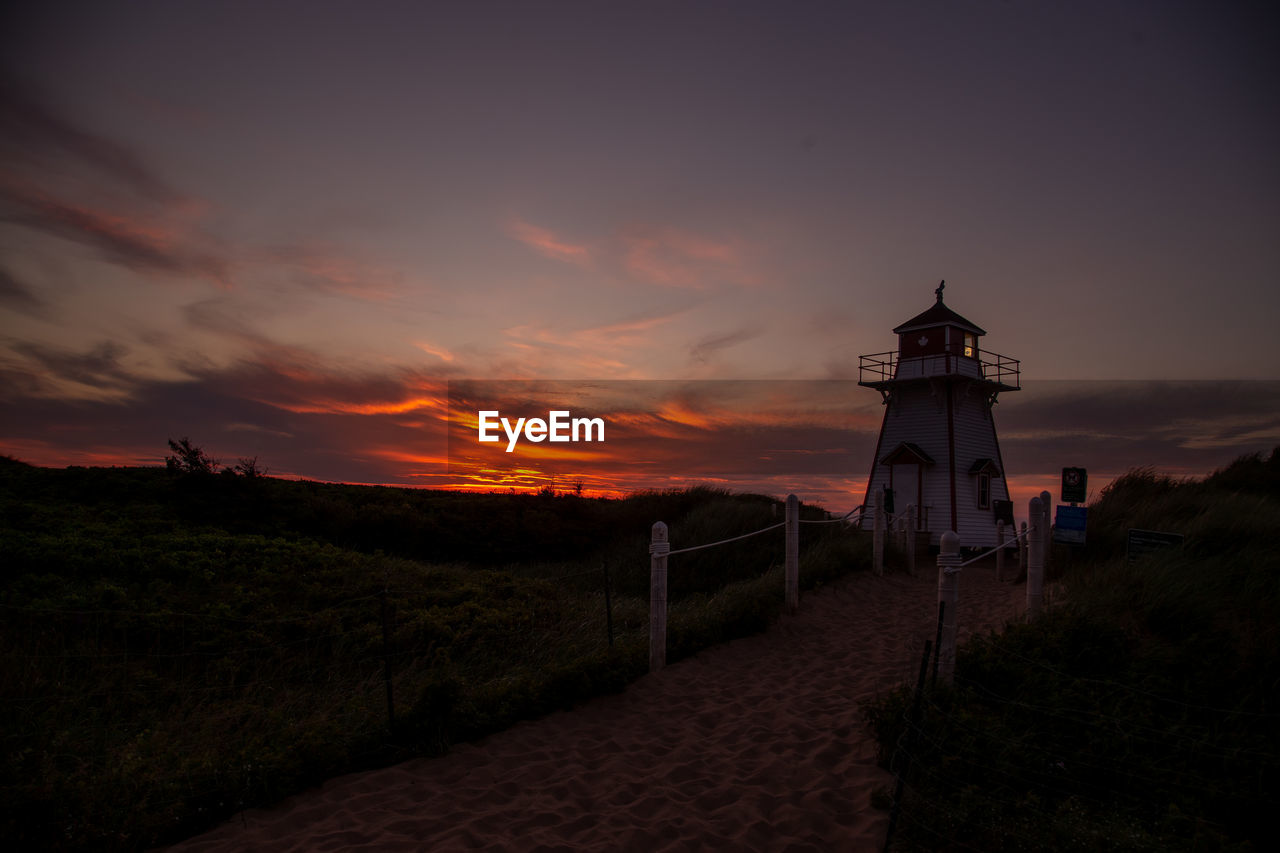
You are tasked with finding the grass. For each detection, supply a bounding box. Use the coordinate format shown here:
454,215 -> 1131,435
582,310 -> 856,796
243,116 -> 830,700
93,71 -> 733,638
864,448 -> 1280,851
0,458 -> 869,851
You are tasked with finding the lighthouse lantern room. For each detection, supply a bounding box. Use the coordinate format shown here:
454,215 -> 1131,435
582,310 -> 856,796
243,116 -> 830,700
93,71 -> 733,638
859,282 -> 1020,549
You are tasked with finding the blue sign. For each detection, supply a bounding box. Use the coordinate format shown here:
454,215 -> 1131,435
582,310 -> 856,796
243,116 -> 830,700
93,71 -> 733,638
1054,505 -> 1087,545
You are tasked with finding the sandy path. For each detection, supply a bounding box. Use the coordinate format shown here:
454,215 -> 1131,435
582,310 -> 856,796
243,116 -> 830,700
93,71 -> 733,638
169,563 -> 1025,852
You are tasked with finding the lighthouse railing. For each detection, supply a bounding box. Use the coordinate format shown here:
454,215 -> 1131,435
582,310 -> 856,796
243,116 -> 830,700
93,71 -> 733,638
858,348 -> 1020,389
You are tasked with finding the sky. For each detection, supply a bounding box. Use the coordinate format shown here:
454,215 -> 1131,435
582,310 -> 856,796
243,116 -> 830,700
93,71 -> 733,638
1,1 -> 1278,518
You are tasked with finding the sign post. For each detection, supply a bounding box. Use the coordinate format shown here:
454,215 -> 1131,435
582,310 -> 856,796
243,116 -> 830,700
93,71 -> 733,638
1053,505 -> 1087,545
1061,467 -> 1087,505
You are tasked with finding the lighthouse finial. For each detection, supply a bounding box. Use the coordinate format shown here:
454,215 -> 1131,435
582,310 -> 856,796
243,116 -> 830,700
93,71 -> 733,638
935,280 -> 946,303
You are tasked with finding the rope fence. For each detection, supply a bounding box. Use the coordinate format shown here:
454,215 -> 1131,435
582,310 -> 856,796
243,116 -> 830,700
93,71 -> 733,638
648,495 -> 865,671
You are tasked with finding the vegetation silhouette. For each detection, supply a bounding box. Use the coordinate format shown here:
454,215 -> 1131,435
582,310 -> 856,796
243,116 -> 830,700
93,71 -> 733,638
865,448 -> 1280,851
0,453 -> 867,852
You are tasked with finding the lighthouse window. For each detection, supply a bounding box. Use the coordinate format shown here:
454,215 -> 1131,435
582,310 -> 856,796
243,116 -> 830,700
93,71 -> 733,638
963,333 -> 977,359
978,473 -> 991,509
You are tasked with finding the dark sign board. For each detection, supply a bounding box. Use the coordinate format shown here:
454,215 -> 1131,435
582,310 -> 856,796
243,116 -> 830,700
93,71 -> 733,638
1126,529 -> 1184,564
882,485 -> 894,514
992,499 -> 1014,526
1053,505 -> 1087,545
1061,467 -> 1087,503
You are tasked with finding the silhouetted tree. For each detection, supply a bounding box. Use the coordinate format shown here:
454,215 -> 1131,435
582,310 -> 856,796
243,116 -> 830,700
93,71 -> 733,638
165,437 -> 218,475
233,456 -> 267,478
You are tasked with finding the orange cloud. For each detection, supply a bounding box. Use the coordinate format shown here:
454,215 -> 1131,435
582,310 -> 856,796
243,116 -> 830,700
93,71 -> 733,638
620,225 -> 755,289
507,217 -> 592,265
414,341 -> 455,362
264,243 -> 404,301
0,175 -> 229,286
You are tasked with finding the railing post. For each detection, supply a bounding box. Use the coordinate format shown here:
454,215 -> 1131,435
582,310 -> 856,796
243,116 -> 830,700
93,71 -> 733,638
1019,520 -> 1028,571
905,504 -> 917,576
1041,489 -> 1053,580
1027,497 -> 1044,618
995,519 -> 1005,582
873,488 -> 885,576
785,494 -> 799,614
649,522 -> 669,672
936,531 -> 961,683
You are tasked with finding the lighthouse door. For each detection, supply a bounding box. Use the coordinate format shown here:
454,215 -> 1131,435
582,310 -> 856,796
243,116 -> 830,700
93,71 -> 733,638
890,463 -> 923,529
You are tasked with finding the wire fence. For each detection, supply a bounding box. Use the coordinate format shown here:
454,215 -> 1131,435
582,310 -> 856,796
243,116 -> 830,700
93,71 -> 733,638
3,490 -> 880,851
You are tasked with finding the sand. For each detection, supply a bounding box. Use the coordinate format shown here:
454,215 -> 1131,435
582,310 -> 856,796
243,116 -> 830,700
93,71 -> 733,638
168,563 -> 1025,852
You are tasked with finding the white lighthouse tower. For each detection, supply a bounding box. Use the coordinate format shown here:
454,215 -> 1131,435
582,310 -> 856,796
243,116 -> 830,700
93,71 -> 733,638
859,282 -> 1020,549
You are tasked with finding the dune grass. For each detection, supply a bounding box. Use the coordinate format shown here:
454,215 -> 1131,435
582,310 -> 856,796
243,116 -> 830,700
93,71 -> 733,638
0,458 -> 868,851
864,449 -> 1280,851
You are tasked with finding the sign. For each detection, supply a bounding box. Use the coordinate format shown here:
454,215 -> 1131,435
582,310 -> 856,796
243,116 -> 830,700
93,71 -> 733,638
992,499 -> 1014,526
1053,505 -> 1087,545
1126,529 -> 1184,564
1061,467 -> 1087,504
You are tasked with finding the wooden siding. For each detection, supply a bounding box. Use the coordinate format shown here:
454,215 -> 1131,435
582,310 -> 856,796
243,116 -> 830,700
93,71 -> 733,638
862,379 -> 1011,548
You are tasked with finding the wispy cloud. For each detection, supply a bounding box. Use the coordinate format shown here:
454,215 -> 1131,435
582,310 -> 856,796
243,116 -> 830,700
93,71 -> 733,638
260,243 -> 405,301
0,73 -> 186,204
499,309 -> 689,377
0,178 -> 229,285
8,339 -> 136,401
507,217 -> 592,265
0,264 -> 46,317
689,327 -> 762,364
620,224 -> 755,289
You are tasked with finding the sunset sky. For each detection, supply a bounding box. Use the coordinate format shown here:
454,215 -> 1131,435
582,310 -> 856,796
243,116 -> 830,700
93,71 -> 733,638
2,1 -> 1278,517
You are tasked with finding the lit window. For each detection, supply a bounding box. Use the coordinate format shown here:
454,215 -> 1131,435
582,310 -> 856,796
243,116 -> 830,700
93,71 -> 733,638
963,333 -> 977,359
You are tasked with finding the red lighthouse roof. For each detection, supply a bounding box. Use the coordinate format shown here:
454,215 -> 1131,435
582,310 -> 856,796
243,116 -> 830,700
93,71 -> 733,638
892,281 -> 985,336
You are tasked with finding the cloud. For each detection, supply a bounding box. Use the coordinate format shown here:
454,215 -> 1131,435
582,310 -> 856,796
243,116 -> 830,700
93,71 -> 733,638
0,180 -> 229,285
620,224 -> 756,289
497,309 -> 691,377
689,327 -> 762,364
996,380 -> 1280,487
7,339 -> 136,401
414,341 -> 455,362
260,243 -> 405,301
507,217 -> 592,265
0,264 -> 46,316
0,72 -> 185,204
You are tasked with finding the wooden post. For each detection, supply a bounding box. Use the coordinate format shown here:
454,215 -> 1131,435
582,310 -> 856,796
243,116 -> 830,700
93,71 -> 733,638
1041,490 -> 1053,580
785,494 -> 799,614
1044,484 -> 1054,578
1027,497 -> 1044,617
905,504 -> 917,576
995,519 -> 1006,582
936,531 -> 961,683
649,521 -> 669,672
872,488 -> 885,576
1019,520 -> 1028,571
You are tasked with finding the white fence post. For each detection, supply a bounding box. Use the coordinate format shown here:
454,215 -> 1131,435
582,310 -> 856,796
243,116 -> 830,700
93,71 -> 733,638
785,494 -> 799,614
995,519 -> 1006,582
649,521 -> 669,672
1027,497 -> 1044,618
905,504 -> 917,576
936,530 -> 961,683
873,489 -> 885,576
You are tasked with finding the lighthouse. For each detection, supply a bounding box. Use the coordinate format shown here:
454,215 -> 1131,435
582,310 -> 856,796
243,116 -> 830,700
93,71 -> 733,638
858,282 -> 1020,549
